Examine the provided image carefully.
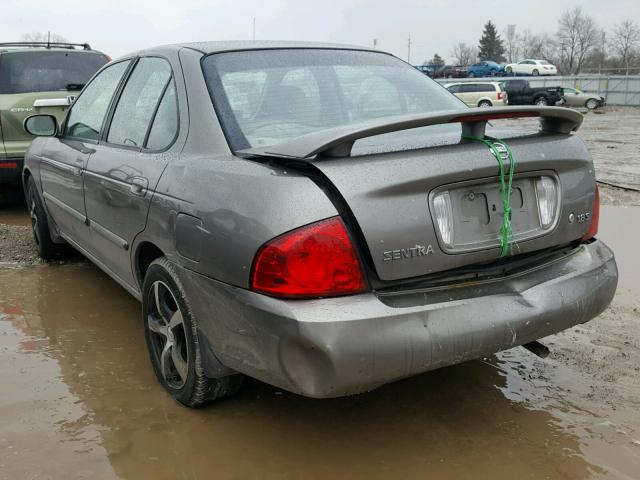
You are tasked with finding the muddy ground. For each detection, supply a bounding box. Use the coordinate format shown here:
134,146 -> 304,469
1,108 -> 639,479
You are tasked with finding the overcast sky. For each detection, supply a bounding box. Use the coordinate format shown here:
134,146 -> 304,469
2,0 -> 636,63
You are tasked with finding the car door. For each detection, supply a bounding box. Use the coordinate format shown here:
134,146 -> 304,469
39,60 -> 131,248
563,88 -> 580,106
83,56 -> 178,288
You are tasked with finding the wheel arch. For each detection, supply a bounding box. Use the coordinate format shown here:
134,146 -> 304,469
136,241 -> 166,287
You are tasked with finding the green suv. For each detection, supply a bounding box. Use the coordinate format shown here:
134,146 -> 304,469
0,42 -> 108,185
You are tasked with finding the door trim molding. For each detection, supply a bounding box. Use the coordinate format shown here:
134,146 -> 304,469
89,218 -> 130,251
42,191 -> 86,223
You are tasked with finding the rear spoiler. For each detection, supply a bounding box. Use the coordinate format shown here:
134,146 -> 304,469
238,106 -> 583,160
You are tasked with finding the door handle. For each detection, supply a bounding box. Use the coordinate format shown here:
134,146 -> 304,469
130,177 -> 148,196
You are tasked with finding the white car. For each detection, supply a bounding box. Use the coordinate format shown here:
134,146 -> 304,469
505,59 -> 557,76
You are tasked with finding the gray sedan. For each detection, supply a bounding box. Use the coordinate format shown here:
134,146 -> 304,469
22,41 -> 617,406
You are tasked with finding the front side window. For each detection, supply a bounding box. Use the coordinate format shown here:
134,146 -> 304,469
202,49 -> 463,151
107,57 -> 172,148
65,60 -> 131,141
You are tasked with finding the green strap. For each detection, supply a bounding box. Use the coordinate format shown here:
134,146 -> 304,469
462,135 -> 517,257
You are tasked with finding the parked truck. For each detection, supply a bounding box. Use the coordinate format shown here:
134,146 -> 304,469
502,79 -> 563,106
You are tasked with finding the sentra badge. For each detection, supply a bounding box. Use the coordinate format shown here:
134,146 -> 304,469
383,244 -> 434,262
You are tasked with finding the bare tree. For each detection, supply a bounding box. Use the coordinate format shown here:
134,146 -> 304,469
610,20 -> 640,72
21,31 -> 68,43
504,25 -> 517,63
450,42 -> 477,66
557,7 -> 599,74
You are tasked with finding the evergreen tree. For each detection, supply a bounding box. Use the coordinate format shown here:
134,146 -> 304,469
478,21 -> 506,62
430,53 -> 445,66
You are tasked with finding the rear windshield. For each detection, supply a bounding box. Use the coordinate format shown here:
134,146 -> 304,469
0,51 -> 108,94
202,49 -> 464,151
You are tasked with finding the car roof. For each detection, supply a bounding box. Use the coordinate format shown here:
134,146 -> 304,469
0,41 -> 96,52
127,40 -> 382,57
445,81 -> 501,87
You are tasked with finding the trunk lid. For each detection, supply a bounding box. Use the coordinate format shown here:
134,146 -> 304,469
241,107 -> 595,282
312,132 -> 595,281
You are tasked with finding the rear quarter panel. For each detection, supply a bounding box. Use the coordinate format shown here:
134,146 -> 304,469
133,47 -> 339,289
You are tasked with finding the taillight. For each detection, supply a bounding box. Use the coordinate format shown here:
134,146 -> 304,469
251,217 -> 367,299
582,185 -> 600,240
497,92 -> 504,100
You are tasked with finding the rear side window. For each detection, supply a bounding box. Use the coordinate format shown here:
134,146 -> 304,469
65,60 -> 131,141
107,57 -> 172,148
0,51 -> 108,94
447,85 -> 461,94
461,84 -> 495,93
146,82 -> 178,150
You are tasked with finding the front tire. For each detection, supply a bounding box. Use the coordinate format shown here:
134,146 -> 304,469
143,257 -> 243,407
26,176 -> 65,260
468,72 -> 475,77
532,69 -> 539,76
506,66 -> 513,74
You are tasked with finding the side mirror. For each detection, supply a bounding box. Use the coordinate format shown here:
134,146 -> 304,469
24,114 -> 58,137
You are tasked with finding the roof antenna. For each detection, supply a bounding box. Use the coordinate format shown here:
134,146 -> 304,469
47,31 -> 51,49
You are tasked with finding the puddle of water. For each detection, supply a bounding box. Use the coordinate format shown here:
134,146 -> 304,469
0,208 -> 638,479
598,206 -> 640,306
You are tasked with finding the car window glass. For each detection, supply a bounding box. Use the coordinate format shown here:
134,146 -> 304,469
447,85 -> 460,93
65,60 -> 131,141
203,49 -> 463,150
0,51 -> 108,94
107,57 -> 171,148
146,82 -> 178,150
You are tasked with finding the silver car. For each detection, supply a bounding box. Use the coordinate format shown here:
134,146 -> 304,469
562,87 -> 605,110
22,41 -> 617,407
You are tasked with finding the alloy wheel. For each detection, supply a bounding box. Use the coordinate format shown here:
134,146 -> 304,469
146,280 -> 190,389
29,196 -> 40,246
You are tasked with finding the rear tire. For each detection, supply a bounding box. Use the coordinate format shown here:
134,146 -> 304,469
585,98 -> 599,110
478,100 -> 492,107
534,96 -> 549,106
506,66 -> 513,74
26,176 -> 65,260
532,69 -> 539,76
142,257 -> 243,407
468,72 -> 475,78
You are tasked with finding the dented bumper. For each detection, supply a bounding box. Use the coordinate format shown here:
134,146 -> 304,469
178,239 -> 617,398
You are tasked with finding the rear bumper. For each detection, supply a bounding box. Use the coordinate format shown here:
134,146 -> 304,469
0,157 -> 23,183
177,240 -> 617,398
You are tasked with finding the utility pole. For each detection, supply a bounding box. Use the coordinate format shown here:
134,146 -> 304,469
252,17 -> 256,41
599,30 -> 605,75
407,36 -> 411,64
